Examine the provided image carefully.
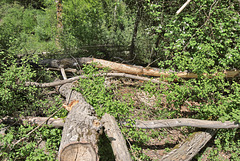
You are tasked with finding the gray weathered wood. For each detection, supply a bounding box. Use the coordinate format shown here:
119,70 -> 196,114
58,83 -> 102,161
101,113 -> 132,161
134,118 -> 240,129
161,130 -> 216,161
2,116 -> 240,129
25,72 -> 166,87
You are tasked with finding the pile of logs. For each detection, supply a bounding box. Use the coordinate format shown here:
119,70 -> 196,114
4,57 -> 239,160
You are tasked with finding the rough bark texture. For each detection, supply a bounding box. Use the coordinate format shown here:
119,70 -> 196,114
134,118 -> 240,129
39,57 -> 240,78
101,113 -> 132,161
58,83 -> 102,161
161,130 -> 216,161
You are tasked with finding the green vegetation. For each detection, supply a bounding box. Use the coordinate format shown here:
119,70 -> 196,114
0,0 -> 239,160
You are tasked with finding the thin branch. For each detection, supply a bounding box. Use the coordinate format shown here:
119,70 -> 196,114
25,73 -> 168,87
176,0 -> 191,15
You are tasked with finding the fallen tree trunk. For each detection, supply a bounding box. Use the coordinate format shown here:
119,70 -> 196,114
57,83 -> 102,161
133,118 -> 240,129
39,57 -> 240,78
2,117 -> 239,129
0,116 -> 65,128
161,129 -> 216,161
101,113 -> 132,161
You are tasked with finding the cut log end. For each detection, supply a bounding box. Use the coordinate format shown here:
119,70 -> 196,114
59,142 -> 97,161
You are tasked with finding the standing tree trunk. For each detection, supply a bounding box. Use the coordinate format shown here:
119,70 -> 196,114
56,0 -> 63,48
129,6 -> 142,61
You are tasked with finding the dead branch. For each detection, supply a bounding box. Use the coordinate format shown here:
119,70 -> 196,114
133,118 -> 240,129
3,116 -> 239,130
161,129 -> 216,161
60,68 -> 67,80
176,0 -> 191,15
25,72 -> 167,87
47,67 -> 78,73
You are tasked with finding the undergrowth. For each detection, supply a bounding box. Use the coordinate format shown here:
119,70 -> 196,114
76,65 -> 240,160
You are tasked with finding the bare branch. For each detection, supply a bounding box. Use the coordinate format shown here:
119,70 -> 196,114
133,118 -> 240,129
176,0 -> 191,15
25,73 -> 168,87
3,117 -> 239,129
60,68 -> 67,80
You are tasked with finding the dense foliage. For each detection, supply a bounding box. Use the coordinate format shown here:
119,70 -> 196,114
0,0 -> 239,160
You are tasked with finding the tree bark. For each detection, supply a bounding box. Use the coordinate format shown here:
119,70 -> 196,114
101,113 -> 132,161
56,0 -> 63,48
2,117 -> 240,129
161,129 -> 216,161
133,118 -> 240,129
57,83 -> 102,161
38,57 -> 240,78
129,6 -> 142,60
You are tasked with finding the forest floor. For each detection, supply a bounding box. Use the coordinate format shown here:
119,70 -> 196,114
106,77 -> 231,160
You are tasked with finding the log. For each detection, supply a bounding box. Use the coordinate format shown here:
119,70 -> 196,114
101,113 -> 132,161
161,129 -> 216,161
39,57 -> 240,78
25,117 -> 65,128
57,83 -> 102,161
133,118 -> 240,129
2,117 -> 240,129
